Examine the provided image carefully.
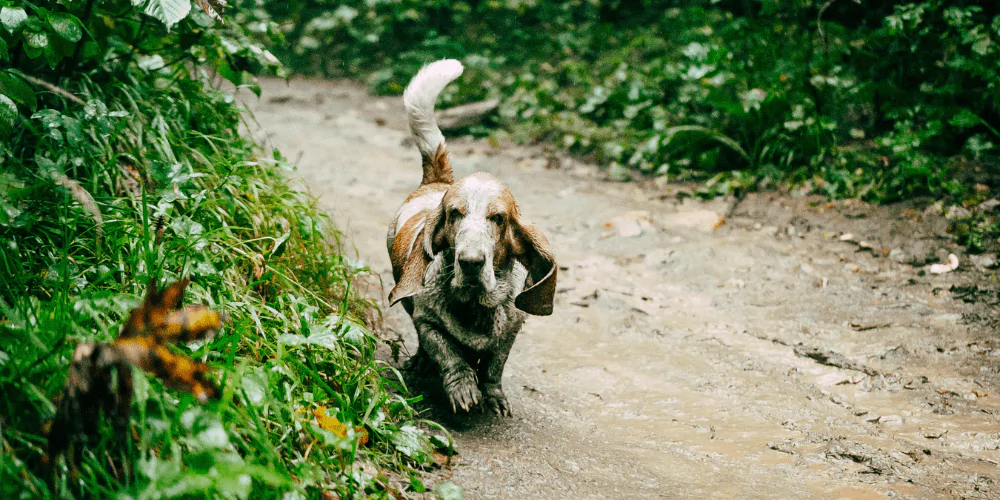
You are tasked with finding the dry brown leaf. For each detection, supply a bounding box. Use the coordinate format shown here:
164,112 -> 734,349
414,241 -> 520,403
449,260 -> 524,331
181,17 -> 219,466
195,0 -> 227,22
313,406 -> 348,437
45,279 -> 225,468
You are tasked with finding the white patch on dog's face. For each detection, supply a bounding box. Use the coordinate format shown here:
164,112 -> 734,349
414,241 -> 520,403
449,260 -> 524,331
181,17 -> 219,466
445,175 -> 510,301
395,191 -> 445,235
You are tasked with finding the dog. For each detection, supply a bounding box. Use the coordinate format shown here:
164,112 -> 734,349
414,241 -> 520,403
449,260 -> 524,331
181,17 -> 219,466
386,59 -> 557,416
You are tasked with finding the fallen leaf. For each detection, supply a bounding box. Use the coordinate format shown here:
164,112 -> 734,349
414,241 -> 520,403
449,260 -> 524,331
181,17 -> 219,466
600,211 -> 654,239
313,406 -> 348,438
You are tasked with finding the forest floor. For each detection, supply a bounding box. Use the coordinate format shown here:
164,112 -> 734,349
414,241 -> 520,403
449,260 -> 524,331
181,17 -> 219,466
246,78 -> 1000,499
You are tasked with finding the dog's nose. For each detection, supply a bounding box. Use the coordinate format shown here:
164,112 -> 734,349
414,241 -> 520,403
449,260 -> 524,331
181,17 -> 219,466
457,251 -> 486,274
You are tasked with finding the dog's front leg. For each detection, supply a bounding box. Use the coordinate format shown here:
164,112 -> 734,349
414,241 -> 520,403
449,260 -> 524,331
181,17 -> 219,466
415,321 -> 481,412
478,334 -> 515,417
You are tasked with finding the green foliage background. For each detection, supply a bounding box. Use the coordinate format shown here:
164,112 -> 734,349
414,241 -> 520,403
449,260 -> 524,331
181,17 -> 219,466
263,0 -> 1000,204
0,1 -> 453,498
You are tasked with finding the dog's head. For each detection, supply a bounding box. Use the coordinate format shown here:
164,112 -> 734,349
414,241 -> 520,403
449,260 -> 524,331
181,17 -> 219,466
389,173 -> 556,315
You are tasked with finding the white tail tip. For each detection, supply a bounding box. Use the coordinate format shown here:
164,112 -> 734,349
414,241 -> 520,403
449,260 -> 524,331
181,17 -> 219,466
403,59 -> 464,160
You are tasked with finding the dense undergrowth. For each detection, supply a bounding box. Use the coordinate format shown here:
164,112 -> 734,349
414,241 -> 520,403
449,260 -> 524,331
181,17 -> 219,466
266,0 -> 1000,209
0,1 -> 453,498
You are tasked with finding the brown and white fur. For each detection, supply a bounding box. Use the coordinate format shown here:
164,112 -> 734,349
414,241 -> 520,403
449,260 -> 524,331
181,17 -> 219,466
387,59 -> 557,416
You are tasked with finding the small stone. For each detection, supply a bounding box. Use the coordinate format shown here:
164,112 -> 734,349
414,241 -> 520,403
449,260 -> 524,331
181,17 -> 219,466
978,199 -> 1000,213
969,254 -> 997,269
878,415 -> 904,426
601,211 -> 655,239
945,205 -> 972,219
928,254 -> 959,274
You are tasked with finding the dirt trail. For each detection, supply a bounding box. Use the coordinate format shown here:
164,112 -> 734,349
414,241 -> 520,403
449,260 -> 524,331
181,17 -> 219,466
246,78 -> 1000,499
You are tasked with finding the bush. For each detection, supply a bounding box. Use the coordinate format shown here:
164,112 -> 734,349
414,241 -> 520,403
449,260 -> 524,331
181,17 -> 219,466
266,0 -> 1000,204
0,0 -> 451,497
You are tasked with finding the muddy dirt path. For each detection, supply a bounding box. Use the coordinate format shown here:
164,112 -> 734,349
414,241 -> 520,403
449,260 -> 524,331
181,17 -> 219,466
246,78 -> 999,499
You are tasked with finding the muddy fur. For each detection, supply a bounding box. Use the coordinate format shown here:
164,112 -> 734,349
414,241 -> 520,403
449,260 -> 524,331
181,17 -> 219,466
404,252 -> 529,415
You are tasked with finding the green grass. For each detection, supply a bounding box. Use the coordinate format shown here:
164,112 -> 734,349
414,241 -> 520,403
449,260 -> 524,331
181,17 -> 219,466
0,3 -> 456,497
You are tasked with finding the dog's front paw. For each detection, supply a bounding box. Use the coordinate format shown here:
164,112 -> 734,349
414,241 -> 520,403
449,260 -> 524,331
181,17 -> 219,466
442,368 -> 481,413
482,391 -> 511,417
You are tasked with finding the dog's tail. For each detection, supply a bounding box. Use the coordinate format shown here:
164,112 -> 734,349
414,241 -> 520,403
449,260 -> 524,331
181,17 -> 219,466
403,59 -> 463,185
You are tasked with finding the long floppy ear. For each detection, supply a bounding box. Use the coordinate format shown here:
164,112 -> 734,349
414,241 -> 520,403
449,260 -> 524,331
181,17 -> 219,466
512,219 -> 557,316
388,205 -> 446,307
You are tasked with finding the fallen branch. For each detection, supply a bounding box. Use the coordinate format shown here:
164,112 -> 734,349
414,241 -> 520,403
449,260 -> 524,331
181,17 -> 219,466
436,99 -> 499,130
19,74 -> 86,106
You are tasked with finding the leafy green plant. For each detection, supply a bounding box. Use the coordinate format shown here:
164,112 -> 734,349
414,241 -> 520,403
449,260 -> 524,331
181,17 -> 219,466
1,0 -> 454,498
265,0 -> 1000,207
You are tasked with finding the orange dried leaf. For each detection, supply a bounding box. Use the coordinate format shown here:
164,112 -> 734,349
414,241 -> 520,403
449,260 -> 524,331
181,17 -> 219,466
46,279 -> 224,467
121,279 -> 189,338
114,339 -> 217,403
313,406 -> 348,437
158,305 -> 222,343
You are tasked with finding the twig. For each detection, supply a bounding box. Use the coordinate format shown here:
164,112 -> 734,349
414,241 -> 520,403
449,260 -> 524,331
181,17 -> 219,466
19,74 -> 85,106
817,0 -> 862,51
793,345 -> 879,376
850,322 -> 892,332
816,0 -> 835,44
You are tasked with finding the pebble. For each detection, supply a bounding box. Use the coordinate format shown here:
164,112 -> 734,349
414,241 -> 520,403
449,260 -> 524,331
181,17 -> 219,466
945,205 -> 972,219
878,415 -> 904,426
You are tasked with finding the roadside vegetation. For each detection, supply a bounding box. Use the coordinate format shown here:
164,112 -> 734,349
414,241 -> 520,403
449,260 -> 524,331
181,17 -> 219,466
265,0 -> 1000,249
0,1 -> 454,498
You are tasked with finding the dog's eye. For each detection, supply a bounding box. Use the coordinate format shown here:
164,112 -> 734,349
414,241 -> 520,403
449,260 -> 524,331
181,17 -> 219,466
489,213 -> 505,225
448,208 -> 463,220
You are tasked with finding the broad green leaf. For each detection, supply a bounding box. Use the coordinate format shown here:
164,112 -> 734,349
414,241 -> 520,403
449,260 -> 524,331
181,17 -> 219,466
972,35 -> 991,55
140,0 -> 192,29
0,37 -> 7,60
45,11 -> 83,42
0,7 -> 27,32
409,475 -> 426,493
0,94 -> 17,131
434,481 -> 464,500
390,425 -> 431,462
137,54 -> 166,71
950,109 -> 981,129
24,30 -> 48,49
0,72 -> 36,111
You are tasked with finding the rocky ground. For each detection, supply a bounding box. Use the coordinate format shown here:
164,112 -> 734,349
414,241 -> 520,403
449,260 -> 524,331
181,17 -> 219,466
245,77 -> 1000,499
